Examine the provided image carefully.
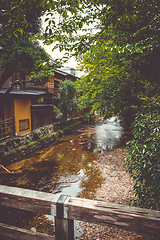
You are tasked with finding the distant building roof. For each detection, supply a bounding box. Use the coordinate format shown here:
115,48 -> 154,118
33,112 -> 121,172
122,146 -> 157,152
55,68 -> 79,78
0,89 -> 46,96
54,69 -> 68,76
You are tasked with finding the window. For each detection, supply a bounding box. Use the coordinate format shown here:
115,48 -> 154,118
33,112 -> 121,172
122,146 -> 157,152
54,80 -> 59,88
19,119 -> 29,132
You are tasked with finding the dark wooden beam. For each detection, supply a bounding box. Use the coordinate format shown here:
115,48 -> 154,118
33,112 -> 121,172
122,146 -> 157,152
0,185 -> 59,214
0,223 -> 55,240
66,196 -> 160,236
0,185 -> 160,239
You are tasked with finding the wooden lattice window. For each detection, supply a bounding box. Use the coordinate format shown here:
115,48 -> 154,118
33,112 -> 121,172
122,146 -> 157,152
19,119 -> 29,132
48,76 -> 54,88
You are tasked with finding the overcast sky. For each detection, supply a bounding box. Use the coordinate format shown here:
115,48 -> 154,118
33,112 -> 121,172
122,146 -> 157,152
40,14 -> 79,71
42,44 -> 78,69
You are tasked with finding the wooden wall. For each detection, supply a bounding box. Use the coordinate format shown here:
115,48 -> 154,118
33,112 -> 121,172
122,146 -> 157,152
31,105 -> 53,130
14,99 -> 31,135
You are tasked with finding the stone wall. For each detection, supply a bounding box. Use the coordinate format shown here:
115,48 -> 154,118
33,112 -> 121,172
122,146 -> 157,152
0,117 -> 82,165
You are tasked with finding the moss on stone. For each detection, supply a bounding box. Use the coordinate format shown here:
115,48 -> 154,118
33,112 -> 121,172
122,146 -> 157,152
0,116 -> 88,165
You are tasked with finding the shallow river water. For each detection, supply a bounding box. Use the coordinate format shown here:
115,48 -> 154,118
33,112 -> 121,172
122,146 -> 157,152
0,116 -> 124,236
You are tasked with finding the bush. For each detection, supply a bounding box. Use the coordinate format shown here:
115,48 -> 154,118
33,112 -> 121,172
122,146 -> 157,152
125,112 -> 160,210
25,139 -> 32,145
53,80 -> 78,120
53,106 -> 63,122
81,113 -> 96,124
31,131 -> 40,141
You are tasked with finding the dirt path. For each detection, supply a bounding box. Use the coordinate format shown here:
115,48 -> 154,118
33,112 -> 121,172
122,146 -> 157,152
76,148 -> 155,240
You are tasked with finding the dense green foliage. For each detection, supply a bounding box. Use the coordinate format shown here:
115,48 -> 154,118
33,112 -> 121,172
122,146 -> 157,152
125,97 -> 160,209
0,0 -> 46,42
76,39 -> 143,129
0,38 -> 52,85
53,80 -> 77,121
74,1 -> 160,209
80,113 -> 96,124
53,106 -> 63,122
74,0 -> 160,128
0,0 -> 54,88
1,0 -> 160,209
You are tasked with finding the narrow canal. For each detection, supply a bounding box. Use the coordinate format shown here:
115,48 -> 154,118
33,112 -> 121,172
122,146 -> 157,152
0,116 -> 124,237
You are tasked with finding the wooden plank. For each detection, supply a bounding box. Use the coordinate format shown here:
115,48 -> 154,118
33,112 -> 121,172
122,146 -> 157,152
65,197 -> 160,236
0,186 -> 160,237
55,217 -> 74,240
0,185 -> 60,214
53,195 -> 74,240
0,223 -> 55,240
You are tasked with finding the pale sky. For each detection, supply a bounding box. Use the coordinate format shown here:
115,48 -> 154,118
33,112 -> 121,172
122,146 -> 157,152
41,42 -> 84,77
41,14 -> 78,69
40,14 -> 87,77
43,44 -> 78,69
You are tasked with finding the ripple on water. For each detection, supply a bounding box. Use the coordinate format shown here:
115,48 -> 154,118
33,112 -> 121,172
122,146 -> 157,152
0,117 -> 124,236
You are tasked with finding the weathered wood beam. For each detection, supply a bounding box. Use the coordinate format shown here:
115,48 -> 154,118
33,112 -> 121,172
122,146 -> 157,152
54,195 -> 74,240
65,196 -> 160,236
0,223 -> 55,240
54,217 -> 74,240
0,185 -> 59,214
0,185 -> 160,238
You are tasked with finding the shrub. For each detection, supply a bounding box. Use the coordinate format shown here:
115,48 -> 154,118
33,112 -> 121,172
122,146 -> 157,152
53,80 -> 78,120
125,112 -> 160,210
81,113 -> 96,124
53,106 -> 63,122
25,139 -> 32,145
31,131 -> 40,141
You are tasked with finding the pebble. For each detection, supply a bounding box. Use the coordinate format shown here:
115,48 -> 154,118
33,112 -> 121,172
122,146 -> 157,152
76,148 -> 155,240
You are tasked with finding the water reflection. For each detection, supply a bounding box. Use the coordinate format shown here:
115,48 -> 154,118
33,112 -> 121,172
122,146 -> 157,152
0,132 -> 102,199
0,117 -> 123,236
76,116 -> 123,153
0,117 -> 123,197
94,117 -> 123,152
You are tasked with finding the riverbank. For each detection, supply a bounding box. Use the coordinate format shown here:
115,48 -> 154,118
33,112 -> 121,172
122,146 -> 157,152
0,117 -> 82,165
77,147 -> 155,240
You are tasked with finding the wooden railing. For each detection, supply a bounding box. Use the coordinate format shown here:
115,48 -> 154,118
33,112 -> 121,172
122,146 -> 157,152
0,185 -> 160,240
0,117 -> 15,139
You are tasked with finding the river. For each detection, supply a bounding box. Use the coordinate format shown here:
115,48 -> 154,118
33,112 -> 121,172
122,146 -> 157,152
0,116 -> 124,236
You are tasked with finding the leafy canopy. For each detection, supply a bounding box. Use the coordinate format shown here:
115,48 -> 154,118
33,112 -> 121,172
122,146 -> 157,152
53,80 -> 77,121
0,1 -> 54,88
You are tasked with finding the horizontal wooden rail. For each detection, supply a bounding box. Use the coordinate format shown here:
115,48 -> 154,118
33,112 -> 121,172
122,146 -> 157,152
0,185 -> 160,240
0,223 -> 55,240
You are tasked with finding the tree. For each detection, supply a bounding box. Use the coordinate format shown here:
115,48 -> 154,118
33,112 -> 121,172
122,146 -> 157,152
0,0 -> 54,88
75,38 -> 143,129
72,1 -> 160,127
0,0 -> 85,88
0,0 -> 46,42
53,80 -> 77,121
0,38 -> 52,87
31,0 -> 159,129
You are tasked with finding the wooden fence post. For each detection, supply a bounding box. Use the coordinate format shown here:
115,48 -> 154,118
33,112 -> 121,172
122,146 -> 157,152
4,118 -> 7,135
53,195 -> 74,240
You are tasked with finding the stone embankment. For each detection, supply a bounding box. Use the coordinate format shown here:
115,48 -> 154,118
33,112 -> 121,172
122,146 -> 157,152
0,117 -> 81,165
